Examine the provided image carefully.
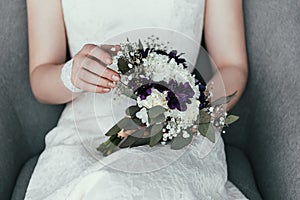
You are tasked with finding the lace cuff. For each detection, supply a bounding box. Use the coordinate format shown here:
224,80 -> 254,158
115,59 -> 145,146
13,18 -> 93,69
61,59 -> 83,93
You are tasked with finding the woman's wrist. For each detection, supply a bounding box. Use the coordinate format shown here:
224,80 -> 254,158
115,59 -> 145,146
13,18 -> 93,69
60,59 -> 83,93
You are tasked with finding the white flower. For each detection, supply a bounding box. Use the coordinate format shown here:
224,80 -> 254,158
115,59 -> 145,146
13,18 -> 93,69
182,131 -> 190,138
135,107 -> 149,126
137,89 -> 168,109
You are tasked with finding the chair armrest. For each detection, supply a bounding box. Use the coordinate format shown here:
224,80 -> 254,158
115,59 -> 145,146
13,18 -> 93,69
0,85 -> 31,200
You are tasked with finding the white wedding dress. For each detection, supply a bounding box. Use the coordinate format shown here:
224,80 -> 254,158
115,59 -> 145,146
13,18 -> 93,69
25,0 -> 248,199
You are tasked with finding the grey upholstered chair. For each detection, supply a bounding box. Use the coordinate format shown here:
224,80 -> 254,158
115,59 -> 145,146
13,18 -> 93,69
0,1 -> 299,199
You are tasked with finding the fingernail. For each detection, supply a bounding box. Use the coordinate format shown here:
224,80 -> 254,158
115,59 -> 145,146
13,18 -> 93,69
103,88 -> 110,92
112,75 -> 120,82
111,47 -> 116,52
108,82 -> 115,88
105,58 -> 112,64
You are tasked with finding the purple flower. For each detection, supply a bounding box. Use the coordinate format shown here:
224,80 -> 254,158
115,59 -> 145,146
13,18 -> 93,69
131,79 -> 195,112
155,50 -> 187,68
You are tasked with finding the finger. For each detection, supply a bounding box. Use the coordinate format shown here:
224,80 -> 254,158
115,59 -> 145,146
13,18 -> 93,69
78,68 -> 116,88
80,44 -> 113,65
87,45 -> 113,65
82,57 -> 121,82
100,44 -> 121,55
74,78 -> 111,94
80,44 -> 98,55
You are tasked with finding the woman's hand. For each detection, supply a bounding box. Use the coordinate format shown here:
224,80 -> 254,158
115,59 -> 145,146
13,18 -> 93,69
27,0 -> 122,104
71,44 -> 121,93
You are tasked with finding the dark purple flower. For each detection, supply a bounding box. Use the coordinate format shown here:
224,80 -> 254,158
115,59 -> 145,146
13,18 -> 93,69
155,50 -> 187,68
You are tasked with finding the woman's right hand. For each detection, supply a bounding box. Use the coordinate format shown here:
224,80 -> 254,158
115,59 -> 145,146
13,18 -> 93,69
71,44 -> 121,93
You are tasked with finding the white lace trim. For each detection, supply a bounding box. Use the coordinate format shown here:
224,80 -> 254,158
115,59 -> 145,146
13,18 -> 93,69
61,59 -> 83,93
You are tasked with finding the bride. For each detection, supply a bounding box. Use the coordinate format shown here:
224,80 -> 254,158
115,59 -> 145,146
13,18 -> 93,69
26,0 -> 248,199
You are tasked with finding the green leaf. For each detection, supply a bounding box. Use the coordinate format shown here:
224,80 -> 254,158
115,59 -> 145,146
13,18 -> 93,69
198,123 -> 215,143
105,117 -> 141,136
198,110 -> 211,124
149,131 -> 163,147
149,113 -> 165,125
117,57 -> 131,74
205,124 -> 215,143
131,128 -> 147,138
131,138 -> 150,147
117,117 -> 133,129
125,105 -> 140,116
150,124 -> 163,136
138,39 -> 144,50
122,87 -> 137,100
109,134 -> 123,146
225,115 -> 239,125
148,105 -> 167,119
211,91 -> 237,106
171,131 -> 193,150
119,128 -> 148,148
119,135 -> 137,148
105,124 -> 121,136
198,123 -> 209,136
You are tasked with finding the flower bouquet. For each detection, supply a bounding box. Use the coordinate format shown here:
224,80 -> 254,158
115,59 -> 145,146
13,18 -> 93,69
97,36 -> 239,156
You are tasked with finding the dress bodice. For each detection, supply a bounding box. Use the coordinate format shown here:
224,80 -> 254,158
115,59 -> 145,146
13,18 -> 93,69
61,0 -> 205,57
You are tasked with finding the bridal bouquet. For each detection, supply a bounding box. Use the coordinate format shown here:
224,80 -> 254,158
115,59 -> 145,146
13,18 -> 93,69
97,36 -> 239,156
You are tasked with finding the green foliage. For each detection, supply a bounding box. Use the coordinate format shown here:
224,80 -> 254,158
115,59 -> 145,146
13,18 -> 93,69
125,105 -> 140,116
198,123 -> 215,143
148,105 -> 167,119
171,130 -> 193,150
225,115 -> 239,125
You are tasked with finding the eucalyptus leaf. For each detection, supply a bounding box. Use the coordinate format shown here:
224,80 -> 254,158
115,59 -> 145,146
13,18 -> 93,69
116,117 -> 141,132
119,135 -> 137,148
149,113 -> 165,125
205,124 -> 215,143
131,118 -> 144,126
149,131 -> 163,147
125,118 -> 142,130
198,123 -> 209,137
211,91 -> 237,106
131,138 -> 150,147
198,110 -> 211,124
126,105 -> 140,116
122,87 -> 137,100
131,128 -> 146,138
198,123 -> 215,143
150,124 -> 163,136
117,117 -> 133,130
148,105 -> 167,119
171,132 -> 193,150
225,115 -> 239,125
109,134 -> 123,146
105,123 -> 122,136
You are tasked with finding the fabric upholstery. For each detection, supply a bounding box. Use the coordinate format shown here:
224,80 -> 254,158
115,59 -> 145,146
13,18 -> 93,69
0,0 -> 65,157
241,1 -> 299,199
225,146 -> 262,200
0,84 -> 31,200
0,0 -> 64,199
11,156 -> 39,200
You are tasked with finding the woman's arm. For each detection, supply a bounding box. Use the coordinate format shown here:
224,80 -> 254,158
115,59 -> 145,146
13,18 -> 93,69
27,0 -> 71,104
27,0 -> 120,104
204,0 -> 248,110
